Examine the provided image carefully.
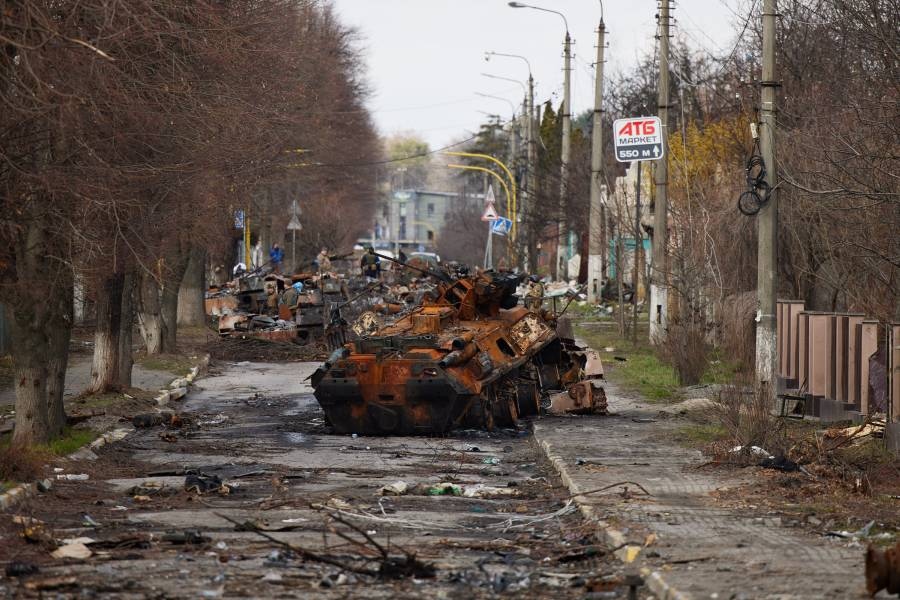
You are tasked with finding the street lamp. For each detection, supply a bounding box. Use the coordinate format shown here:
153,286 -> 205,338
484,52 -> 537,271
507,2 -> 568,33
508,1 -> 573,280
481,72 -> 526,95
474,92 -> 516,119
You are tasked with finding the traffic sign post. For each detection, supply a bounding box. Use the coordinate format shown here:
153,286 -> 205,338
613,116 -> 664,162
482,186 -> 499,268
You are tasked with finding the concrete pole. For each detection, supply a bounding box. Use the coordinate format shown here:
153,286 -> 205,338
587,20 -> 606,303
558,32 -> 572,280
756,0 -> 779,390
525,74 -> 536,272
650,0 -> 670,343
632,162 -> 642,342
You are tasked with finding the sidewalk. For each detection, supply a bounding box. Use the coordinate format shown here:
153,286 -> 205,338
0,354 -> 177,409
533,380 -> 870,599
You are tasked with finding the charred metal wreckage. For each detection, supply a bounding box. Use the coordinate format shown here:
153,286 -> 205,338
312,264 -> 606,435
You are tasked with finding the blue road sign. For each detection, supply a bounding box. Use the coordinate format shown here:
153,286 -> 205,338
491,217 -> 513,236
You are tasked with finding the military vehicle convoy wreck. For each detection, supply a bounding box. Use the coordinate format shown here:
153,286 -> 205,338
311,269 -> 606,435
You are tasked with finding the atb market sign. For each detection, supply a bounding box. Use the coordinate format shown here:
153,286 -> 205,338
613,116 -> 664,162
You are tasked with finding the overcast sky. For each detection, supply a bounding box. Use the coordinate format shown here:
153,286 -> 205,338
331,0 -> 742,149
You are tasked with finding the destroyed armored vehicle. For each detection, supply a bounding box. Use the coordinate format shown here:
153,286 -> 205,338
311,269 -> 604,435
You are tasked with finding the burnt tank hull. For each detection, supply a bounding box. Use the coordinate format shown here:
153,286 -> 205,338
311,273 -> 601,435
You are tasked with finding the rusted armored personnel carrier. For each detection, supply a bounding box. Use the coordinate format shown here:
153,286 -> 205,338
311,269 -> 604,435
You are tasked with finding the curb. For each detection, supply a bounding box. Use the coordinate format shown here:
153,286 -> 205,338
534,426 -> 694,600
0,353 -> 210,512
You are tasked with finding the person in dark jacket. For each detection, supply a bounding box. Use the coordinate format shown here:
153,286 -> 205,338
360,247 -> 380,281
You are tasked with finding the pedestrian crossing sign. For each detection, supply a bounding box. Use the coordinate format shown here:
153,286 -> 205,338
491,217 -> 512,236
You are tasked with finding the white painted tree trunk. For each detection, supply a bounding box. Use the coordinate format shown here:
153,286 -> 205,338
89,274 -> 123,393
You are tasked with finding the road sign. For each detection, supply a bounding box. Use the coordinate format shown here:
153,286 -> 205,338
491,217 -> 513,236
484,185 -> 496,206
481,202 -> 499,222
613,116 -> 664,162
287,215 -> 302,231
234,209 -> 245,230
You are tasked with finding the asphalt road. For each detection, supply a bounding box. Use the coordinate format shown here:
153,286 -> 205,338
0,361 -> 642,599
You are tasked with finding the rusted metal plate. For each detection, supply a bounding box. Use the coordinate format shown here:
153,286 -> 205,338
205,295 -> 238,316
230,328 -> 300,343
218,313 -> 248,332
584,349 -> 605,379
547,381 -> 608,416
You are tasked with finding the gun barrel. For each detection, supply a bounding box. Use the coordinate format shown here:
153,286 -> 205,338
373,252 -> 451,283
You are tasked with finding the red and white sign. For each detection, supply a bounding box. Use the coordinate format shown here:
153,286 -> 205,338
481,185 -> 499,221
613,116 -> 664,162
481,202 -> 499,222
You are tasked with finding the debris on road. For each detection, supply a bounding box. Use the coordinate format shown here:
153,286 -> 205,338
51,542 -> 93,560
5,561 -> 40,577
184,472 -> 232,495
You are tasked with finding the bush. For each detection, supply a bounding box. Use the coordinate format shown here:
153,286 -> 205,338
658,322 -> 710,386
712,381 -> 786,458
0,444 -> 49,483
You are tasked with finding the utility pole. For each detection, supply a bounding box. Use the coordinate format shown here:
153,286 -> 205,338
557,32 -> 573,281
756,0 -> 779,390
650,0 -> 670,343
525,73 -> 536,272
632,162 -> 642,342
587,20 -> 606,303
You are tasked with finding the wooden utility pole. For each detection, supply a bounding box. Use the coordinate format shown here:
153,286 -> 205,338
650,0 -> 670,343
756,0 -> 779,390
588,19 -> 607,303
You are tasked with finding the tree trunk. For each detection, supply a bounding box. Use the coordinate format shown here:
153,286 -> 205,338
161,284 -> 180,351
161,250 -> 191,351
137,273 -> 164,355
9,222 -> 52,445
118,272 -> 135,388
178,247 -> 207,327
89,273 -> 124,393
9,304 -> 50,446
46,282 -> 74,436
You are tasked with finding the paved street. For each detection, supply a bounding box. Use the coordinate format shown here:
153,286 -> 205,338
534,381 -> 872,599
1,361 -> 641,599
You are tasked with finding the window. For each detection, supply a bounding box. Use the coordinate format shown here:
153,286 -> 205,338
427,230 -> 434,241
399,203 -> 407,217
427,203 -> 435,216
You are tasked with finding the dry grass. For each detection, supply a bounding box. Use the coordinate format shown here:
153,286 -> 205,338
0,444 -> 49,483
709,381 -> 788,459
657,322 -> 710,386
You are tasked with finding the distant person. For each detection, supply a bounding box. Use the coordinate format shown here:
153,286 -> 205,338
360,246 -> 381,281
269,243 -> 284,274
398,248 -> 407,264
251,240 -> 264,271
317,248 -> 332,274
